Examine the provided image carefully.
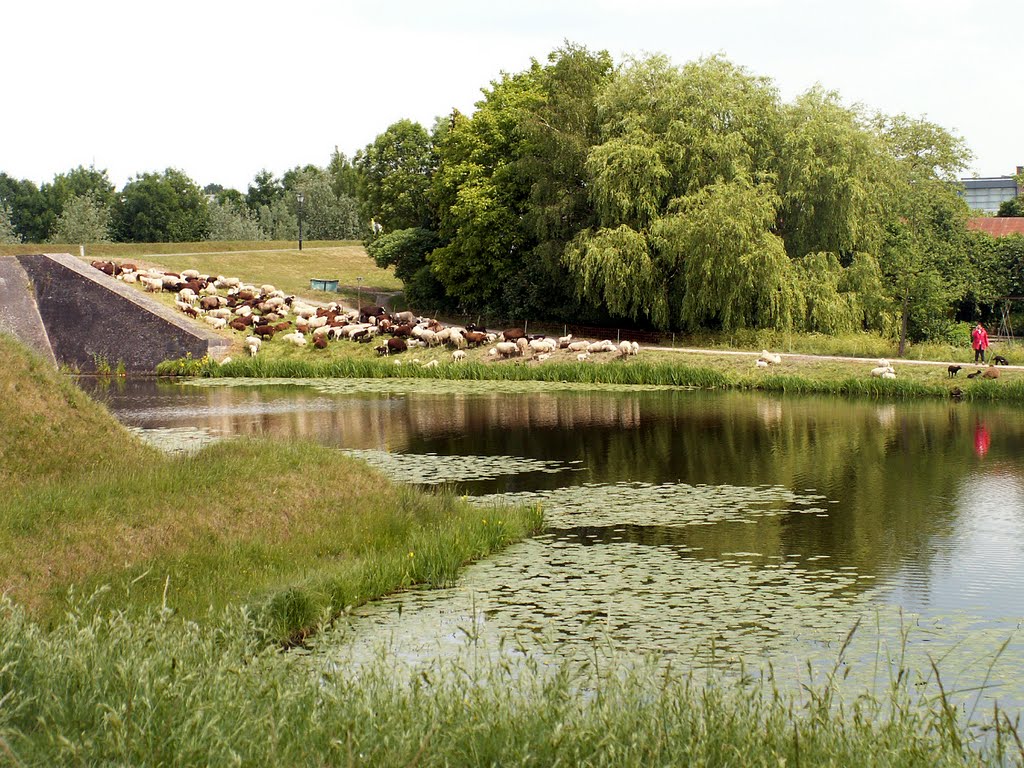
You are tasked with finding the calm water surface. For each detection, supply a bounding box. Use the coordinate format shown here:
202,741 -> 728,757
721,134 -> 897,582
83,377 -> 1024,703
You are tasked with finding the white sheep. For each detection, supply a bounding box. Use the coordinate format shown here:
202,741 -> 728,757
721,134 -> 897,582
452,350 -> 467,362
755,359 -> 769,369
448,330 -> 467,349
881,371 -> 897,380
576,352 -> 591,362
870,365 -> 896,378
281,332 -> 307,347
181,269 -> 201,279
244,336 -> 261,356
558,334 -> 573,348
204,316 -> 227,330
759,350 -> 782,365
568,340 -> 590,352
422,359 -> 440,368
495,341 -> 520,358
530,338 -> 557,355
588,340 -> 616,353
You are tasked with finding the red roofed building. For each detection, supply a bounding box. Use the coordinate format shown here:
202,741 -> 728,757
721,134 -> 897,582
968,218 -> 1024,237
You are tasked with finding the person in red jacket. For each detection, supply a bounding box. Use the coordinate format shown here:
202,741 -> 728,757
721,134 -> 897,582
971,322 -> 989,364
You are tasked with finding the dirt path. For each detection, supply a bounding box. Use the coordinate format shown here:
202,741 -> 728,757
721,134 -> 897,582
650,345 -> 1024,370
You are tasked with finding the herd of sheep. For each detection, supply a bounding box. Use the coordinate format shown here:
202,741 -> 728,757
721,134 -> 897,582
91,260 -> 644,366
93,260 -> 997,381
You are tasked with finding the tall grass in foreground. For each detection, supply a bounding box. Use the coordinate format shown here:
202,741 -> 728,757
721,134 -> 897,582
159,354 -> 1024,403
0,599 -> 1019,767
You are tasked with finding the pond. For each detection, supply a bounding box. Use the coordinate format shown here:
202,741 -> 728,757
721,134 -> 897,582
82,377 -> 1024,706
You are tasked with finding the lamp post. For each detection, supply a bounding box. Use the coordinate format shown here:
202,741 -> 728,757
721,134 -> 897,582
356,276 -> 364,314
296,192 -> 304,251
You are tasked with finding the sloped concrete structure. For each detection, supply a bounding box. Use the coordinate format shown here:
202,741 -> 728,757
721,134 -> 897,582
2,253 -> 230,373
0,256 -> 56,366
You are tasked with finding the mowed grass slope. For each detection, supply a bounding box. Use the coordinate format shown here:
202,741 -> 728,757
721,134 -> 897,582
0,240 -> 401,297
0,334 -> 541,636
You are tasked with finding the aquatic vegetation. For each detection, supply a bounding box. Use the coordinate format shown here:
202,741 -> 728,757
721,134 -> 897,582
343,449 -> 577,485
471,481 -> 831,528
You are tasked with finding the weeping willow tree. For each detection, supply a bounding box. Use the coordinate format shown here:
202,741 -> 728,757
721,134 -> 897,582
564,56 -> 792,331
659,179 -> 797,331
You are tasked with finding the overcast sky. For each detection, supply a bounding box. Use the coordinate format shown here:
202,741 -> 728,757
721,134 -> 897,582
3,0 -> 1020,193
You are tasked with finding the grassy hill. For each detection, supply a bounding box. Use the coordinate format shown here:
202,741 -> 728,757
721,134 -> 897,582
0,334 -> 539,634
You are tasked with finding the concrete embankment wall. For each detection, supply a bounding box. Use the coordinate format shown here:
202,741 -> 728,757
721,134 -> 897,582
0,256 -> 57,366
2,253 -> 230,373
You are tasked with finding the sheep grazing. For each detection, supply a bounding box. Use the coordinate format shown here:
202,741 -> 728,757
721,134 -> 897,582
452,350 -> 467,362
494,341 -> 520,358
386,337 -> 408,355
500,328 -> 527,341
567,340 -> 590,353
313,335 -> 328,350
984,366 -> 1001,379
244,336 -> 261,356
576,352 -> 591,362
756,359 -> 769,369
281,332 -> 307,347
204,316 -> 227,330
618,340 -> 640,356
558,334 -> 573,348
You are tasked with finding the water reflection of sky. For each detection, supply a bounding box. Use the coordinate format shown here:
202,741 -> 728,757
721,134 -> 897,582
80,377 -> 1024,710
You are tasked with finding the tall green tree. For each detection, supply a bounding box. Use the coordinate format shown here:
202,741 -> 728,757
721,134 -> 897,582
358,119 -> 437,232
113,169 -> 210,242
246,169 -> 284,212
0,202 -> 20,244
430,67 -> 544,312
49,192 -> 112,243
328,148 -> 362,201
775,89 -> 890,259
0,174 -> 46,243
293,170 -> 363,240
206,199 -> 263,241
874,115 -> 973,348
565,55 -> 786,330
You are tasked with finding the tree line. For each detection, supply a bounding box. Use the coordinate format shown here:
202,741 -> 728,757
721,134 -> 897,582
358,44 -> 1024,344
0,152 -> 365,247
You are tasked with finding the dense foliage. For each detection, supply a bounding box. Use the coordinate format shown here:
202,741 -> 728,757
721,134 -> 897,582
354,46 -> 1012,342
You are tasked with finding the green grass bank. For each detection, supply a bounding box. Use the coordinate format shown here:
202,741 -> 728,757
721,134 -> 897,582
160,351 -> 1022,403
0,333 -> 540,638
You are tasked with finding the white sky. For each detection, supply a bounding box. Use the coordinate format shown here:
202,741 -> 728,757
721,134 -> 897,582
2,0 -> 1020,192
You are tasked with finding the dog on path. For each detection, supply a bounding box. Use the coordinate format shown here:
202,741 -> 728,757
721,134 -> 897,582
993,355 -> 1009,366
